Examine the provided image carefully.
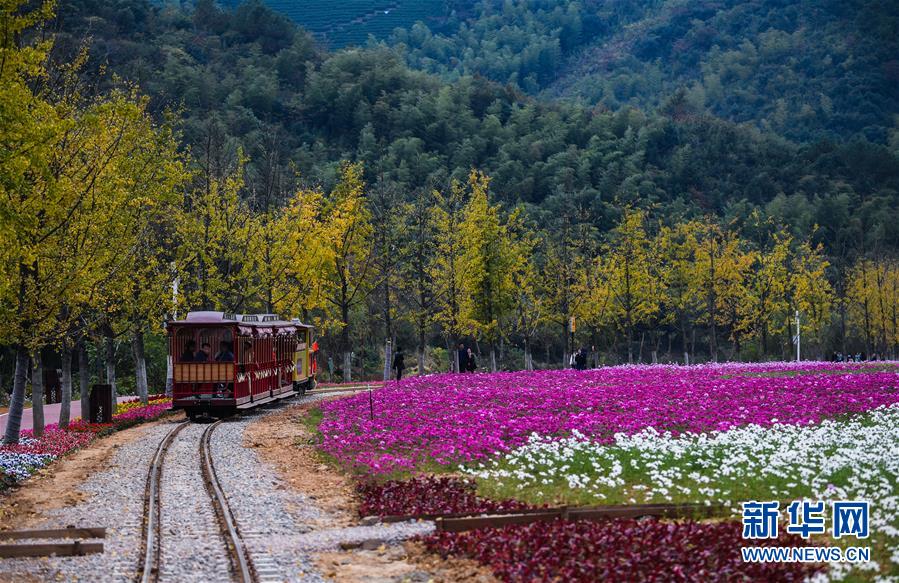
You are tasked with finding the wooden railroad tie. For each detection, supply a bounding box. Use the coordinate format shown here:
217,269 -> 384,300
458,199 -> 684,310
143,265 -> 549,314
377,503 -> 725,533
0,527 -> 105,558
308,384 -> 385,395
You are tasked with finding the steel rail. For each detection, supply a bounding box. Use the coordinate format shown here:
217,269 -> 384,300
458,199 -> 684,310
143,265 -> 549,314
200,420 -> 256,583
137,421 -> 189,583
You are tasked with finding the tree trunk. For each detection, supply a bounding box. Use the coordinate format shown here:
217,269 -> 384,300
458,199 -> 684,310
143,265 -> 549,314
79,342 -> 90,422
340,298 -> 352,382
627,325 -> 634,364
383,340 -> 392,382
342,351 -> 352,383
3,346 -> 30,444
417,328 -> 425,375
489,347 -> 497,372
59,349 -> 73,428
132,331 -> 149,404
31,351 -> 45,438
104,334 -> 117,395
708,244 -> 718,362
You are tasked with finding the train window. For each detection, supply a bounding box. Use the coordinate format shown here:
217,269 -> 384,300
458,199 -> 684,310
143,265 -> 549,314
175,329 -> 196,362
238,338 -> 254,364
195,328 -> 234,363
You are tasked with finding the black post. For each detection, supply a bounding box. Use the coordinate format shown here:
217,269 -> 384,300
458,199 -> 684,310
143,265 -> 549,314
89,384 -> 114,423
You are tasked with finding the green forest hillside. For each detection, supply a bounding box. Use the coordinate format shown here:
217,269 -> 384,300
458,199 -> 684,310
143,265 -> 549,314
208,0 -> 898,144
52,0 -> 899,259
218,0 -> 447,47
388,0 -> 899,145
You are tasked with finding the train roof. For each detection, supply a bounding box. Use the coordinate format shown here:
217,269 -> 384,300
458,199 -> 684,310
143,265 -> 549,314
168,311 -> 314,329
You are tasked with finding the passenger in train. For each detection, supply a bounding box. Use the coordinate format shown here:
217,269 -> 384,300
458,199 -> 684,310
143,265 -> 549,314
196,342 -> 211,362
215,341 -> 235,362
180,340 -> 196,362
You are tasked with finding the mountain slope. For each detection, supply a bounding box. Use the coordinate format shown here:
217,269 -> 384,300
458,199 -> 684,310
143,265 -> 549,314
546,0 -> 899,144
386,0 -> 899,144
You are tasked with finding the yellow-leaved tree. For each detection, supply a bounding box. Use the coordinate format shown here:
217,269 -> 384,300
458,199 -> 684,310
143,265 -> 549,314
1,0 -> 188,439
741,230 -> 792,356
176,159 -> 261,314
541,212 -> 594,366
457,171 -> 524,372
432,177 -> 469,370
790,239 -> 833,355
847,257 -> 898,357
264,184 -> 332,322
656,220 -> 701,361
600,208 -> 661,363
690,220 -> 754,362
321,163 -> 377,382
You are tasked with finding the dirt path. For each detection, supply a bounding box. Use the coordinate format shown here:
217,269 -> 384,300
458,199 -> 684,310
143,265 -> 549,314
245,402 -> 498,582
244,399 -> 358,527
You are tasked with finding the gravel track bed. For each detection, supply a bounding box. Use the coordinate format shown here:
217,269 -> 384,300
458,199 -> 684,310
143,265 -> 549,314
0,393 -> 434,582
158,422 -> 232,582
211,398 -> 434,581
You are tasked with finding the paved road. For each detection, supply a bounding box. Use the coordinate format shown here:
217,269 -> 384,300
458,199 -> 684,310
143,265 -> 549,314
0,397 -> 132,433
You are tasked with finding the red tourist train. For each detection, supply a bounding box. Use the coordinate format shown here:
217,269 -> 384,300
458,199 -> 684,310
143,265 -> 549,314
167,311 -> 316,420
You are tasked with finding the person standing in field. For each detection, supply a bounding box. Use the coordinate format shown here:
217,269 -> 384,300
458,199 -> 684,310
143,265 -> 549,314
574,347 -> 588,370
466,347 -> 477,372
392,347 -> 406,381
458,343 -> 469,373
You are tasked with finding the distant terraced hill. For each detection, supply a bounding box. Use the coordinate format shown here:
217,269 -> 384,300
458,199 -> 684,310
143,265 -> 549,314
229,0 -> 448,47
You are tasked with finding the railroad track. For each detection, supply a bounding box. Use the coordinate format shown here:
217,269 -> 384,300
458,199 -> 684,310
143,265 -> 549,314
137,420 -> 257,583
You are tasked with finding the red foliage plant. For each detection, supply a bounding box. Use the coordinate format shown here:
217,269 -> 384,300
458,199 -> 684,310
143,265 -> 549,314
423,519 -> 824,583
357,476 -> 533,517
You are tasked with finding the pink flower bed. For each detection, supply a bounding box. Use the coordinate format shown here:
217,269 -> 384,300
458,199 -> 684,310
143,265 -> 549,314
424,519 -> 822,582
3,427 -> 94,457
0,396 -> 172,489
319,362 -> 899,472
114,402 -> 171,423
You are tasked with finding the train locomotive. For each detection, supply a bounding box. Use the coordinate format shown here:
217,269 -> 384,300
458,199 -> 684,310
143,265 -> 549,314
167,311 -> 316,420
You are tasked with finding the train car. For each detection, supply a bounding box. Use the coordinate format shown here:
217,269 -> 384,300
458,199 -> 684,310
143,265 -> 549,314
167,311 -> 316,420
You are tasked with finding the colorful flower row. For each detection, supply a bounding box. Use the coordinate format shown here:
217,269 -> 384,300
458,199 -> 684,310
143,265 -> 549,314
319,362 -> 899,473
115,394 -> 171,415
423,518 -> 821,582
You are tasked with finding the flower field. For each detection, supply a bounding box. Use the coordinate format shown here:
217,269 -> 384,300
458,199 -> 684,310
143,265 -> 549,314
319,362 -> 899,473
315,362 -> 899,580
0,395 -> 172,490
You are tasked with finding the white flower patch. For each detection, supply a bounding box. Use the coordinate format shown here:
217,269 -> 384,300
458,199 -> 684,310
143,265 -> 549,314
466,404 -> 899,580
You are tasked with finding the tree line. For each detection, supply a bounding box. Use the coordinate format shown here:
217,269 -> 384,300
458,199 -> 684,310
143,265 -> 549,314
3,0 -> 899,445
